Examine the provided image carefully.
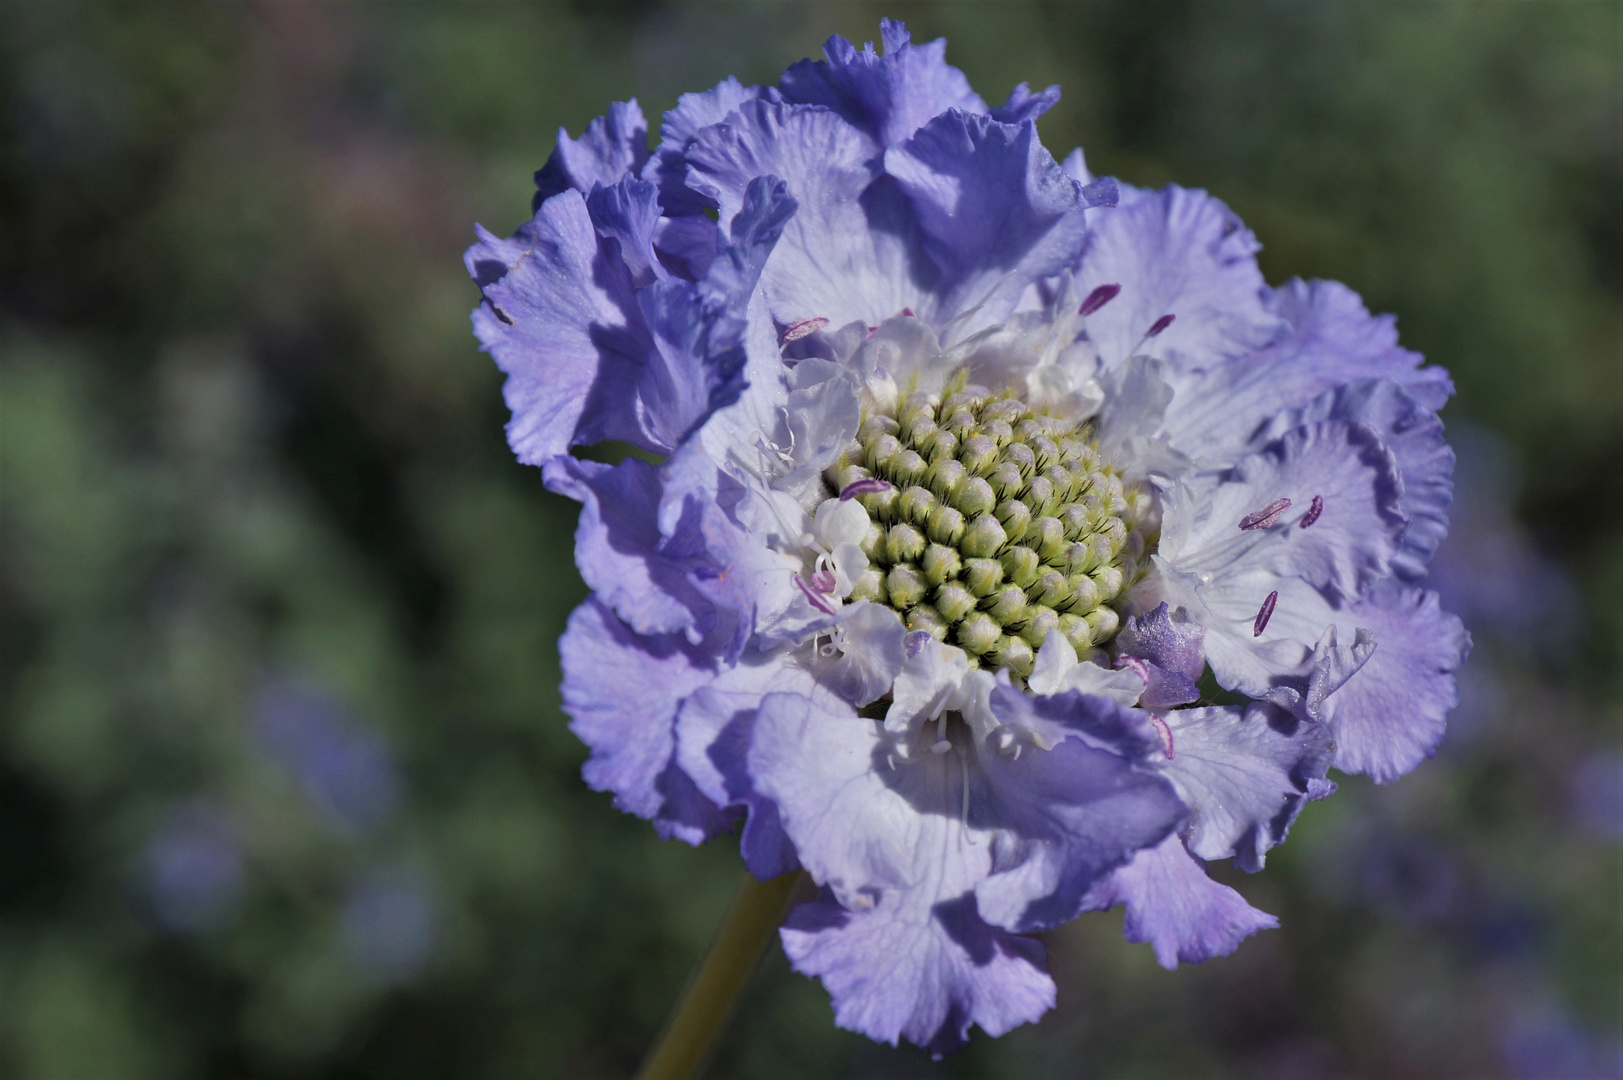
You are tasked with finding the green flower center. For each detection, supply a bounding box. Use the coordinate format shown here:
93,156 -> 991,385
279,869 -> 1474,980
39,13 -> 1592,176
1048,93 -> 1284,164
825,373 -> 1154,678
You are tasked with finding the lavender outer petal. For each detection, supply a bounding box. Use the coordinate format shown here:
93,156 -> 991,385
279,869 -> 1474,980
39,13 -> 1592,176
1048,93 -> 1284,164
1085,834 -> 1278,970
1319,582 -> 1470,783
780,887 -> 1055,1056
559,599 -> 732,844
779,19 -> 987,149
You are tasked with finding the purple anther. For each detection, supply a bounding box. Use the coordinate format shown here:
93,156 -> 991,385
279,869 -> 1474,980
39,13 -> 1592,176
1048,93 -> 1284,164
1239,497 -> 1292,531
1253,590 -> 1279,637
1145,313 -> 1176,338
1149,713 -> 1175,759
809,568 -> 837,593
901,307 -> 915,318
1078,283 -> 1121,317
1299,494 -> 1324,529
795,575 -> 838,615
782,317 -> 829,343
840,477 -> 892,501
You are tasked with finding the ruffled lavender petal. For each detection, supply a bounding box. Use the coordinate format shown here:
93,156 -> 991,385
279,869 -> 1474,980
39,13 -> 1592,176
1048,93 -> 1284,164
749,692 -> 992,906
559,599 -> 731,843
534,99 -> 650,209
989,82 -> 1061,125
685,99 -> 925,327
1084,834 -> 1278,970
542,455 -> 716,639
646,76 -> 778,214
1172,419 -> 1409,600
584,176 -> 665,289
1161,704 -> 1334,871
779,20 -> 986,149
884,111 -> 1091,326
1074,185 -> 1281,376
1163,278 -> 1454,466
635,176 -> 797,450
780,888 -> 1054,1056
674,653 -> 820,879
467,191 -> 654,462
1254,378 -> 1454,581
1319,583 -> 1470,783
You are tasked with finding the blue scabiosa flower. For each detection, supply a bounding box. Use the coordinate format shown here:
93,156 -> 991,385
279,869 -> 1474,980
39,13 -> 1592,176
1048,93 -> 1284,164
467,21 -> 1468,1053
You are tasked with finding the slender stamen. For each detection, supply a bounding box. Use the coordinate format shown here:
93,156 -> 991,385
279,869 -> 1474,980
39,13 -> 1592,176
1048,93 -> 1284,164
839,477 -> 892,501
781,316 -> 828,343
1239,497 -> 1292,531
1149,713 -> 1175,759
1253,590 -> 1279,637
1145,313 -> 1176,338
1299,494 -> 1324,529
795,575 -> 838,616
1078,283 -> 1121,317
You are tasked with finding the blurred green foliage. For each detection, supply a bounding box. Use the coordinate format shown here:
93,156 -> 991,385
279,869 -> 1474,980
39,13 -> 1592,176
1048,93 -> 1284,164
0,2 -> 1617,1077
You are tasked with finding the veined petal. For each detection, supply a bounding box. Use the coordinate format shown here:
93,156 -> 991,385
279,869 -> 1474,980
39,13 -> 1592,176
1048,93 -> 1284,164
533,99 -> 650,209
467,190 -> 654,462
674,651 -> 825,879
975,688 -> 1187,932
1253,378 -> 1454,581
885,111 -> 1091,332
780,888 -> 1054,1056
635,175 -> 797,451
1075,184 -> 1281,376
559,599 -> 731,844
1319,583 -> 1470,783
1161,704 -> 1334,870
647,76 -> 779,213
685,99 -> 926,327
1164,278 -> 1454,466
543,455 -> 713,639
1084,834 -> 1277,970
779,20 -> 987,149
1165,420 -> 1408,599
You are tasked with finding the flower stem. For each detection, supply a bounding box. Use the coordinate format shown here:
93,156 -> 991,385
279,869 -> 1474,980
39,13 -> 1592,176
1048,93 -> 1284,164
636,870 -> 805,1080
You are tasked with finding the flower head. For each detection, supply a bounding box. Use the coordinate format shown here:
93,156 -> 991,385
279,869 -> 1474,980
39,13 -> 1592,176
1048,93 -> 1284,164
467,19 -> 1467,1054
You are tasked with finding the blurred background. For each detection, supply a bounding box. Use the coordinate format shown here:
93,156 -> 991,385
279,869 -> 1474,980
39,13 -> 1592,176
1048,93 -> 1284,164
0,1 -> 1618,1077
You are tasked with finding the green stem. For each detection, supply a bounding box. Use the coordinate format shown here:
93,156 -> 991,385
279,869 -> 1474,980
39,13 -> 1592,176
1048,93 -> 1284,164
636,870 -> 804,1080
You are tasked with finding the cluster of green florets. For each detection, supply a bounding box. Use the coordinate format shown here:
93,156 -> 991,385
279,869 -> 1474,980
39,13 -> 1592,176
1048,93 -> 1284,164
826,372 -> 1155,678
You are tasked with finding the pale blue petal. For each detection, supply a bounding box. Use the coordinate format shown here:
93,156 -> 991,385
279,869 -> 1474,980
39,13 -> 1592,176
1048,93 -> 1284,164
467,191 -> 654,462
1320,583 -> 1470,783
1074,185 -> 1282,376
1164,278 -> 1454,466
884,112 -> 1090,328
1085,834 -> 1277,970
684,99 -> 928,327
779,20 -> 987,148
781,888 -> 1054,1056
1168,420 -> 1408,600
534,99 -> 650,209
1161,704 -> 1334,870
558,599 -> 731,843
1253,378 -> 1454,581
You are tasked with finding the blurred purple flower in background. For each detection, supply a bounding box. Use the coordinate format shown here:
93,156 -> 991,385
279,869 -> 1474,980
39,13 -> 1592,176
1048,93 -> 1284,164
1429,424 -> 1576,650
1502,1002 -> 1623,1080
143,801 -> 244,934
343,866 -> 437,984
1569,750 -> 1623,843
255,680 -> 399,833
